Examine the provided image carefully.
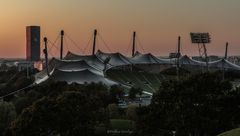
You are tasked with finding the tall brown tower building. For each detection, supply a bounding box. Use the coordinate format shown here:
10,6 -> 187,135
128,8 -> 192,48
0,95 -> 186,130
26,26 -> 40,61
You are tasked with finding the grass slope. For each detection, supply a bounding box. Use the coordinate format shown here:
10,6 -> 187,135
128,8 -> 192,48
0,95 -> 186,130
107,70 -> 164,93
217,128 -> 240,136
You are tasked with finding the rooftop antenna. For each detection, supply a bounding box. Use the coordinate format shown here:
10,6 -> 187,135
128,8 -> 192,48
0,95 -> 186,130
43,37 -> 49,76
60,30 -> 64,60
132,31 -> 136,57
225,42 -> 229,59
92,29 -> 97,55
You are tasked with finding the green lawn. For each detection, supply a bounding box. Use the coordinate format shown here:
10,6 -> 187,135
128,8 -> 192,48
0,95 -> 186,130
110,119 -> 135,130
95,119 -> 135,135
217,128 -> 240,136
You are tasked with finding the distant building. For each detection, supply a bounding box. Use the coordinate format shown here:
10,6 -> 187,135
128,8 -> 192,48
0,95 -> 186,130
192,55 -> 221,62
26,26 -> 40,61
0,59 -> 42,72
208,55 -> 221,61
229,56 -> 240,65
17,61 -> 34,71
169,52 -> 181,58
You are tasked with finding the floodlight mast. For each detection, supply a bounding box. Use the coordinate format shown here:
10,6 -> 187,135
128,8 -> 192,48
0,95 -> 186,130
190,33 -> 211,71
202,41 -> 209,71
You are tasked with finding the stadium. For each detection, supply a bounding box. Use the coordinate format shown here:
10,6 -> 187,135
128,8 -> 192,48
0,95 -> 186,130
35,48 -> 240,95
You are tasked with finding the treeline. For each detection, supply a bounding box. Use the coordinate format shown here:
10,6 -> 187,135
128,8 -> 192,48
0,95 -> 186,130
0,81 -> 129,136
1,72 -> 240,136
0,67 -> 37,97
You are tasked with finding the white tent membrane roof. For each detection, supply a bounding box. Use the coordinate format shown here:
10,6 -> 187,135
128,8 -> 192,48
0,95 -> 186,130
35,51 -> 240,88
51,69 -> 117,86
209,59 -> 240,70
130,52 -> 169,64
96,50 -> 132,67
51,58 -> 103,76
64,51 -> 108,71
179,55 -> 206,66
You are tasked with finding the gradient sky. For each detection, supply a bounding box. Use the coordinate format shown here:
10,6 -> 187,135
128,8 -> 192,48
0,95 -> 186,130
0,0 -> 240,58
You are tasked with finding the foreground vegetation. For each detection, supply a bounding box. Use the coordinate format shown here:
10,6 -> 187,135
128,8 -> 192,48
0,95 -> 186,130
136,72 -> 240,136
0,66 -> 36,97
1,70 -> 240,136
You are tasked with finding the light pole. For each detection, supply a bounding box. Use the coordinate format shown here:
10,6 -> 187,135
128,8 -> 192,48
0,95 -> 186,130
190,32 -> 211,71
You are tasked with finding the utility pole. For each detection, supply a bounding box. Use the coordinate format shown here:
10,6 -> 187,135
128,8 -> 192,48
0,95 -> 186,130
43,37 -> 49,76
60,30 -> 64,60
132,31 -> 136,57
92,29 -> 97,55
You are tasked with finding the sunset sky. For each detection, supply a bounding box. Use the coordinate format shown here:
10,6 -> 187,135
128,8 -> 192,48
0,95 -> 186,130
0,0 -> 240,58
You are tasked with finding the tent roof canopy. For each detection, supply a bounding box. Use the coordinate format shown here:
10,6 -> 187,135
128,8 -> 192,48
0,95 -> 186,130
35,50 -> 240,87
96,50 -> 132,67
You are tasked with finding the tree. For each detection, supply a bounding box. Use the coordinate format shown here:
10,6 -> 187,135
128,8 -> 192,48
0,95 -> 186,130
136,72 -> 237,136
107,104 -> 120,119
13,90 -> 41,115
126,105 -> 138,120
0,102 -> 16,136
7,90 -> 108,136
0,69 -> 35,98
109,85 -> 125,103
129,87 -> 143,100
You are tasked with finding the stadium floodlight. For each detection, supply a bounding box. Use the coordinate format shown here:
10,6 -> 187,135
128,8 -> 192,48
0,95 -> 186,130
190,33 -> 211,44
190,32 -> 211,71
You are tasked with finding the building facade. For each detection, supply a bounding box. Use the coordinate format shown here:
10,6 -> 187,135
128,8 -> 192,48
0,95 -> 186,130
26,26 -> 40,61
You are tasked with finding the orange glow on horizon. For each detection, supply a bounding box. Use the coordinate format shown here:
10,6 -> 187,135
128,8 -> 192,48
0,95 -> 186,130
0,0 -> 240,58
